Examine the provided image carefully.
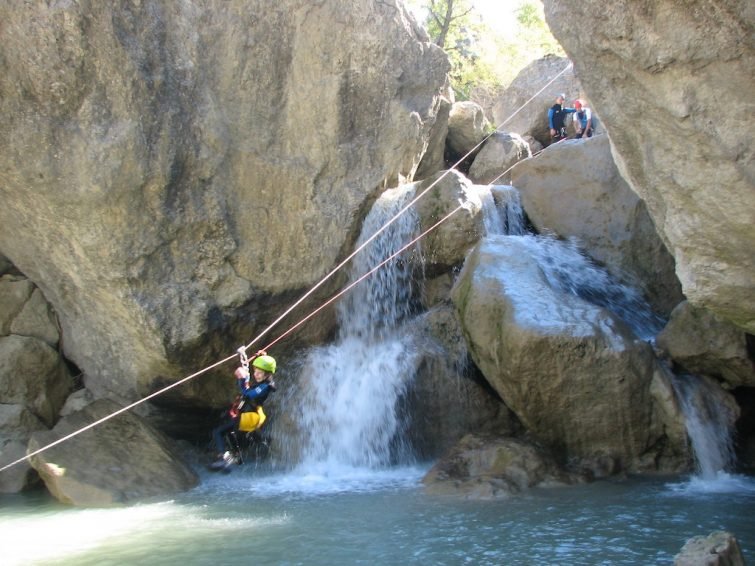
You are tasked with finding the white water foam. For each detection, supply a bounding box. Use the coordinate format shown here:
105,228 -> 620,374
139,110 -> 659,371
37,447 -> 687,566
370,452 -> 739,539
665,471 -> 755,496
285,184 -> 422,475
0,500 -> 286,566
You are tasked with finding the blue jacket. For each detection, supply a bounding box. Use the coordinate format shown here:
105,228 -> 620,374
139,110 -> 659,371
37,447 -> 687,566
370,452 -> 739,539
548,104 -> 576,130
237,379 -> 275,408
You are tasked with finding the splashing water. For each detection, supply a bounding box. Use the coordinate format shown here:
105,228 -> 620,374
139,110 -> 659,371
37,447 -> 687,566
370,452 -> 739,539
522,236 -> 664,340
476,184 -> 526,236
672,373 -> 737,480
477,183 -> 662,339
290,185 -> 422,472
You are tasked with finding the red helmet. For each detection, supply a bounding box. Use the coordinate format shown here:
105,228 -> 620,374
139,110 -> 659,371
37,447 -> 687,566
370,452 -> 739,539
574,99 -> 583,109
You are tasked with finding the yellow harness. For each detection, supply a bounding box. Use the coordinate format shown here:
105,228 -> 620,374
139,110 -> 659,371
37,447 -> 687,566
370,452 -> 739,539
238,405 -> 266,432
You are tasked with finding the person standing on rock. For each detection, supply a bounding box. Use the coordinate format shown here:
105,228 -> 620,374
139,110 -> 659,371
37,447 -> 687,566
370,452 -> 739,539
572,99 -> 593,139
210,351 -> 277,470
548,93 -> 576,143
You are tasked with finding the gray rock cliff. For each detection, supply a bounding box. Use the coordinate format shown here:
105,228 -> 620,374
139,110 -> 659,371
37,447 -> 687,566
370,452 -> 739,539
543,0 -> 755,332
0,0 -> 450,402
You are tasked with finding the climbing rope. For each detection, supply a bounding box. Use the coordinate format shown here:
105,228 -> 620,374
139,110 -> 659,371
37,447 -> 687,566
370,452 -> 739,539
0,62 -> 572,474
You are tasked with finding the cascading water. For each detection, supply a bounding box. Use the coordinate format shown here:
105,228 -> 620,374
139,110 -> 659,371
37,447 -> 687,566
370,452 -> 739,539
477,184 -> 744,487
671,372 -> 737,479
2,186 -> 753,566
477,184 -> 526,236
289,184 -> 423,472
476,184 -> 662,340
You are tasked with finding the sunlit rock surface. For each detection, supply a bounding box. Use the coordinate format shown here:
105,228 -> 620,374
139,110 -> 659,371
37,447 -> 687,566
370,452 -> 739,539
544,0 -> 755,332
452,236 -> 688,472
510,135 -> 683,315
29,399 -> 197,506
0,0 -> 449,403
674,531 -> 745,566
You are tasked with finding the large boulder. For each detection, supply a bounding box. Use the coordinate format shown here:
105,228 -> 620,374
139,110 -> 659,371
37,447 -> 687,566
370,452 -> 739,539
0,404 -> 47,493
451,235 -> 689,473
468,132 -> 531,186
674,531 -> 745,566
0,335 -> 73,427
416,89 -> 453,180
0,1 -> 450,403
544,0 -> 755,333
657,302 -> 755,388
492,55 -> 581,146
510,135 -> 683,315
407,305 -> 520,459
446,101 -> 490,157
412,170 -> 484,275
423,434 -> 575,499
28,399 -> 198,506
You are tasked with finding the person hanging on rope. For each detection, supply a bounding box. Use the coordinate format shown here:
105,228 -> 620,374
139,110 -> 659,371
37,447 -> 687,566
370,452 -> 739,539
210,349 -> 277,470
548,93 -> 576,144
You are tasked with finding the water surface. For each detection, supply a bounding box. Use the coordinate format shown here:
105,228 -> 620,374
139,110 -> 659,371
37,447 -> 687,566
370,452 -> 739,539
3,467 -> 754,565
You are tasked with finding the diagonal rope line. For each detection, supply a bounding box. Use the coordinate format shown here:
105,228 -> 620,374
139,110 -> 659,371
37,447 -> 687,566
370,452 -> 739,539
243,62 -> 572,351
0,62 -> 572,474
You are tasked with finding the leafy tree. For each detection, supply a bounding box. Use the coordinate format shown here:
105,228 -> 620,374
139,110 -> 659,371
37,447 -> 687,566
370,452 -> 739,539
406,0 -> 563,112
409,0 -> 494,100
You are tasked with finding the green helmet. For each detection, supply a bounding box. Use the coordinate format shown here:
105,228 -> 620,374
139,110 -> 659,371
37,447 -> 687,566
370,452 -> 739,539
252,355 -> 276,374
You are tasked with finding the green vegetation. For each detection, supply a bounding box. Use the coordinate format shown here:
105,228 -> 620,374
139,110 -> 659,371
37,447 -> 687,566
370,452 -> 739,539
406,0 -> 564,107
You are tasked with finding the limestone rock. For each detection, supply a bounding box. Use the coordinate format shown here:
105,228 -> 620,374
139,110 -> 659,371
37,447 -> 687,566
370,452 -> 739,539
10,288 -> 59,346
416,90 -> 453,180
29,399 -> 198,506
0,405 -> 47,493
510,135 -> 683,316
59,388 -> 97,417
0,440 -> 40,494
406,306 -> 519,458
447,101 -> 490,157
543,0 -> 755,332
0,275 -> 34,335
674,531 -> 745,566
451,236 -> 688,472
412,170 -> 484,275
0,335 -> 73,427
658,302 -> 755,388
0,403 -> 47,439
0,253 -> 12,275
0,1 -> 450,403
468,132 -> 531,185
423,434 -> 574,498
492,55 -> 581,146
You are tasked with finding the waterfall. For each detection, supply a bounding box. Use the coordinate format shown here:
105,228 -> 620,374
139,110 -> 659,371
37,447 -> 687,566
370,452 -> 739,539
476,183 -> 662,339
672,373 -> 737,480
476,184 -> 526,236
289,185 -> 422,471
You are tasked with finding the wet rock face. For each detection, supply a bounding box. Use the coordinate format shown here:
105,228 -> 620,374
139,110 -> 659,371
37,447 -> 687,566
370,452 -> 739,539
422,434 -> 576,499
451,237 -> 689,473
543,0 -> 755,333
657,302 -> 755,388
510,135 -> 683,316
0,1 -> 449,402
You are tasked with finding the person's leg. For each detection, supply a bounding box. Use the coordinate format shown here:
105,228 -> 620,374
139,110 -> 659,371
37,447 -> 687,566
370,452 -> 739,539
211,417 -> 236,456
